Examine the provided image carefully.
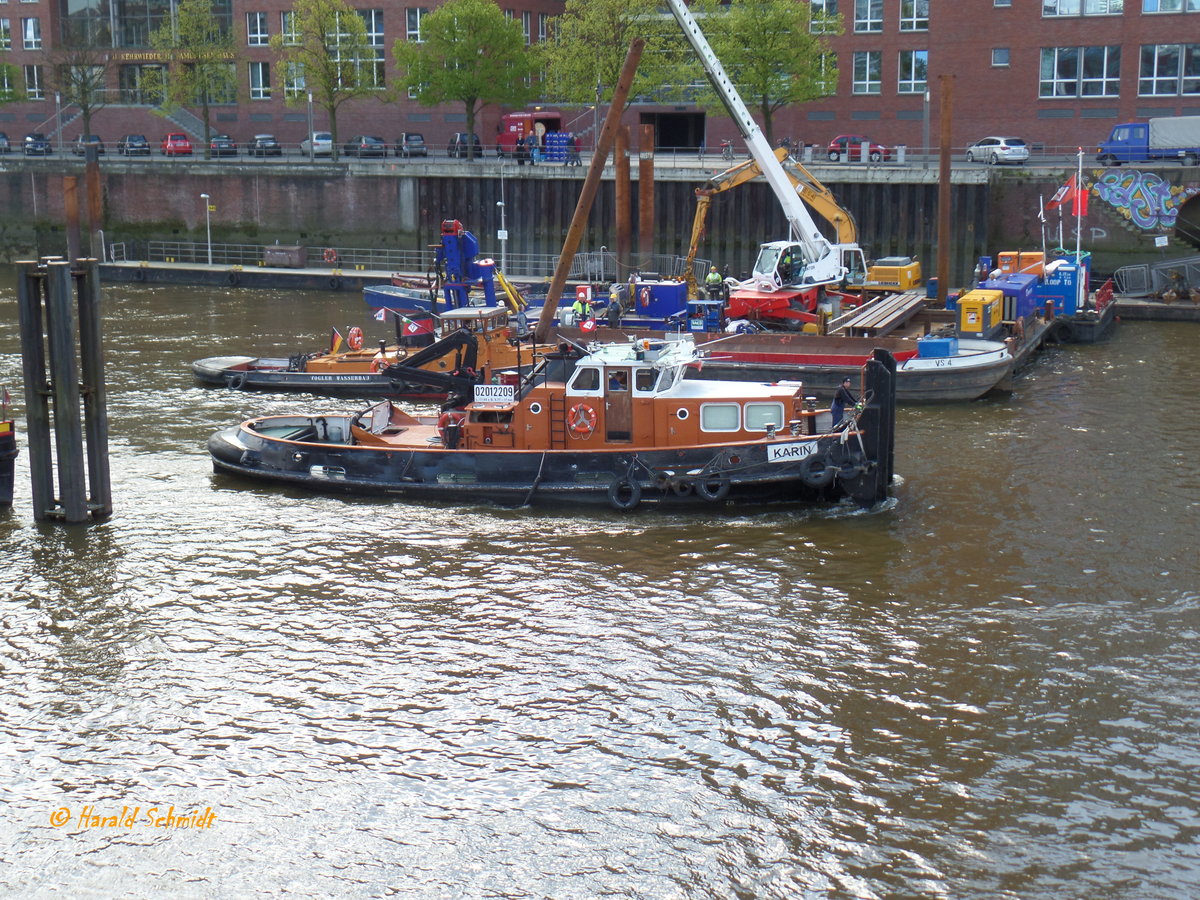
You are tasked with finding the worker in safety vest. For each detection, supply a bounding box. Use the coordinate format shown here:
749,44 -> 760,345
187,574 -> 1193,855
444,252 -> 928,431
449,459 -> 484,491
571,294 -> 594,321
705,265 -> 724,300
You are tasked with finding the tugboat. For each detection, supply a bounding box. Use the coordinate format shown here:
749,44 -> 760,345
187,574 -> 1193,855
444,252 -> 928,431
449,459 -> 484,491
207,336 -> 897,511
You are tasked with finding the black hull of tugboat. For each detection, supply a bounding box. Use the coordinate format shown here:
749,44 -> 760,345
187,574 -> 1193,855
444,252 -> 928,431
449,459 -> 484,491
0,424 -> 16,507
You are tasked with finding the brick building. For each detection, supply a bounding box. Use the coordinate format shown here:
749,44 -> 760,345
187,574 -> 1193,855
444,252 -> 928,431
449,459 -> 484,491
0,0 -> 1197,155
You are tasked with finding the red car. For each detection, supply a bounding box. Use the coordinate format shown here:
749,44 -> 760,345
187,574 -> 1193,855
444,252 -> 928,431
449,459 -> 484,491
161,132 -> 193,156
826,134 -> 891,163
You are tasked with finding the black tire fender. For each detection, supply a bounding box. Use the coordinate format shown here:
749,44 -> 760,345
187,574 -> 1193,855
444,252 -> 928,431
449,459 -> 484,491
226,271 -> 240,286
328,277 -> 342,290
799,454 -> 836,488
607,478 -> 642,511
695,477 -> 730,502
226,372 -> 248,390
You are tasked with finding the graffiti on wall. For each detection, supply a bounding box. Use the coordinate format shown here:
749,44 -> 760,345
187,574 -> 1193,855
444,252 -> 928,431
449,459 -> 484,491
1091,169 -> 1200,231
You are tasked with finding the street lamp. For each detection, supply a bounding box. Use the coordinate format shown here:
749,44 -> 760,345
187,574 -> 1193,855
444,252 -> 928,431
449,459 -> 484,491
200,193 -> 212,265
496,199 -> 507,273
55,93 -> 62,154
307,92 -> 314,162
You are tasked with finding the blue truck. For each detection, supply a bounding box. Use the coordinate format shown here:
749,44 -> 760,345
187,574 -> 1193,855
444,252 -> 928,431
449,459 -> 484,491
1097,116 -> 1200,167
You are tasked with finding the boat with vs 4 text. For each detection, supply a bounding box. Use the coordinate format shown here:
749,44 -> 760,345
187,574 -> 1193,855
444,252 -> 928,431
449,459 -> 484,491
207,335 -> 897,512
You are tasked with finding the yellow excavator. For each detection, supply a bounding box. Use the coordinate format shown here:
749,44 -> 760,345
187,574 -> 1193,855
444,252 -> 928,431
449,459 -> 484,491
683,148 -> 921,300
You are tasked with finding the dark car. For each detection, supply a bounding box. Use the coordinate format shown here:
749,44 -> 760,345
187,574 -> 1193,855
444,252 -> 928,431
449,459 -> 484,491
23,133 -> 52,156
826,134 -> 892,163
117,134 -> 151,156
0,132 -> 10,153
395,132 -> 427,158
248,134 -> 282,157
447,132 -> 482,158
343,135 -> 387,158
72,134 -> 106,156
209,134 -> 238,157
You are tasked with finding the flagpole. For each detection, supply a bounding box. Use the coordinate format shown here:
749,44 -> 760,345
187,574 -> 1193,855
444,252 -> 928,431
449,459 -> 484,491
1039,194 -> 1046,260
1075,147 -> 1083,262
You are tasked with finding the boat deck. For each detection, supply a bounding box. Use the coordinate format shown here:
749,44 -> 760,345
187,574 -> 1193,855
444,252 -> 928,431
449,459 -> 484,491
835,291 -> 928,338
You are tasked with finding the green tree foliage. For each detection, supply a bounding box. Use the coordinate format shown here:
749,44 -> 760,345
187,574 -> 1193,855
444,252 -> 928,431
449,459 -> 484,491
271,0 -> 379,160
691,0 -> 840,145
149,0 -> 238,158
393,0 -> 538,161
45,45 -> 110,139
542,0 -> 688,110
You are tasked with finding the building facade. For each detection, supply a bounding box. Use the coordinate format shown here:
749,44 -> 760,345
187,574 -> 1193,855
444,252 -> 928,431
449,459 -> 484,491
0,0 -> 1198,155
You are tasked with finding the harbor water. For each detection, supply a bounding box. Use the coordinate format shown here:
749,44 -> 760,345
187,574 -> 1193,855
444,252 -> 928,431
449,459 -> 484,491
1,277 -> 1198,899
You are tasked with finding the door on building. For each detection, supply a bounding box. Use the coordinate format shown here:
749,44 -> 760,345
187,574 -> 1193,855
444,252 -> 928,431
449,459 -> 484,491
639,112 -> 706,151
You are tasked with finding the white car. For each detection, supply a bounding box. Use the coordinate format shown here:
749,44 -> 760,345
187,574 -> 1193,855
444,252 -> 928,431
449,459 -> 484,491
965,136 -> 1029,165
300,131 -> 333,157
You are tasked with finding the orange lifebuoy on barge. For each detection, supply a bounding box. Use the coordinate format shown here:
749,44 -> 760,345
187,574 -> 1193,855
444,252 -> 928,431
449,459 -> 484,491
347,326 -> 364,351
323,248 -> 339,265
567,403 -> 598,436
437,410 -> 467,443
638,287 -> 651,308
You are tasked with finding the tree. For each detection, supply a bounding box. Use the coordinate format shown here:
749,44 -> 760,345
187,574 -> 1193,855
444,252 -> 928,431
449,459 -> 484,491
542,0 -> 687,110
393,0 -> 538,162
149,0 -> 239,159
44,35 -> 112,140
691,0 -> 840,146
270,0 -> 380,161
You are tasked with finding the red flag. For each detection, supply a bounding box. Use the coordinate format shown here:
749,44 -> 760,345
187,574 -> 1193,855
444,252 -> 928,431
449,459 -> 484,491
1045,175 -> 1076,211
1073,183 -> 1088,217
373,307 -> 387,322
580,318 -> 597,333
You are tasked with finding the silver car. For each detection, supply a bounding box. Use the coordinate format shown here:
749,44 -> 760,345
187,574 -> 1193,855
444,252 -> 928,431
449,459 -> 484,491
965,136 -> 1029,165
301,131 -> 333,157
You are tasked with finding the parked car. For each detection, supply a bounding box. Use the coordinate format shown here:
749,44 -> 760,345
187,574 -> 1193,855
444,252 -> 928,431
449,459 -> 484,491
826,134 -> 891,163
117,134 -> 151,156
343,135 -> 387,158
72,134 -> 106,155
248,134 -> 282,157
0,132 -> 10,153
394,132 -> 427,158
965,135 -> 1029,165
447,132 -> 482,158
300,131 -> 333,157
209,133 -> 238,157
23,133 -> 52,156
161,132 -> 193,156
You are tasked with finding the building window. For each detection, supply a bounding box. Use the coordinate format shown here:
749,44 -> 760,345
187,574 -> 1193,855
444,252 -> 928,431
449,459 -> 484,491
361,9 -> 383,46
23,63 -> 41,99
21,16 -> 38,49
1046,0 -> 1127,12
811,0 -> 838,33
993,48 -> 1010,66
538,12 -> 548,42
280,11 -> 298,45
284,61 -> 305,98
1142,0 -> 1182,10
898,49 -> 928,93
816,51 -> 837,94
249,61 -> 270,99
995,0 -> 1012,6
119,63 -> 164,104
0,18 -> 9,50
1081,45 -> 1121,95
521,10 -> 531,44
899,0 -> 928,31
0,65 -> 13,100
1041,45 -> 1120,96
246,12 -> 268,46
1043,0 -> 1081,12
854,0 -> 882,32
1140,43 -> 1200,93
1085,0 -> 1124,12
852,50 -> 881,94
406,7 -> 425,42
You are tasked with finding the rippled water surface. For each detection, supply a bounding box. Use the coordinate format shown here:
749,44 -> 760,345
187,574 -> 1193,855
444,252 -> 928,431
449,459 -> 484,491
1,277 -> 1198,898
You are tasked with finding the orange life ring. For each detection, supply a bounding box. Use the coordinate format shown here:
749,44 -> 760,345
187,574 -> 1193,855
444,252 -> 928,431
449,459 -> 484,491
638,287 -> 651,308
347,326 -> 364,351
437,410 -> 467,442
372,357 -> 387,373
567,403 -> 598,436
323,248 -> 338,264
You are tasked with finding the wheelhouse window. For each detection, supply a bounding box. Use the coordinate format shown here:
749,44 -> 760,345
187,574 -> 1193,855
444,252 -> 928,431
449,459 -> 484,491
744,402 -> 787,431
568,368 -> 601,392
634,369 -> 656,392
700,403 -> 740,432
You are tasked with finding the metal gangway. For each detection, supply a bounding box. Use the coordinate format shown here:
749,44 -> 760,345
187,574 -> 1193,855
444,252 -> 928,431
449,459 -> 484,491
1113,253 -> 1200,297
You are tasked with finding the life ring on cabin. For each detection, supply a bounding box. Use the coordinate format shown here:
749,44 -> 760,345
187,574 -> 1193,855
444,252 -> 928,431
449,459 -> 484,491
607,477 -> 642,511
567,403 -> 598,437
347,326 -> 364,351
437,410 -> 467,442
638,287 -> 651,308
323,248 -> 339,264
226,271 -> 240,286
372,357 -> 388,373
695,476 -> 730,502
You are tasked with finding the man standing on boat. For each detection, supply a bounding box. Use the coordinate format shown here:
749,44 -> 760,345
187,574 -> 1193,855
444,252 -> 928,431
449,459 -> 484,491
831,376 -> 856,429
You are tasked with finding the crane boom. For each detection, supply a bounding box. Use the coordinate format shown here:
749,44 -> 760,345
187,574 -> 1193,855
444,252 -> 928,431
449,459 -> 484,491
665,0 -> 847,287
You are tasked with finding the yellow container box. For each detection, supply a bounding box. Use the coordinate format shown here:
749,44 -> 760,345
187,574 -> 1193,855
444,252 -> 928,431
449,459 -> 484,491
957,289 -> 1003,335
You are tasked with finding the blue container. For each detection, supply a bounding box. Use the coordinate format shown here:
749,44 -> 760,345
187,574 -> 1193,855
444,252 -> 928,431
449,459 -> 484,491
917,336 -> 959,358
983,273 -> 1038,320
925,277 -> 938,299
636,280 -> 687,318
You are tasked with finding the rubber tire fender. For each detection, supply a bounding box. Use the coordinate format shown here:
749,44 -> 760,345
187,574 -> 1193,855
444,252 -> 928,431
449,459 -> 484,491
695,477 -> 730,502
226,372 -> 248,390
799,454 -> 836,488
607,478 -> 642,511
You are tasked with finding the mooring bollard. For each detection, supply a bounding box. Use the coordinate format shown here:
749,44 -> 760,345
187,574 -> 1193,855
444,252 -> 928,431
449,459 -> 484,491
15,258 -> 112,523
